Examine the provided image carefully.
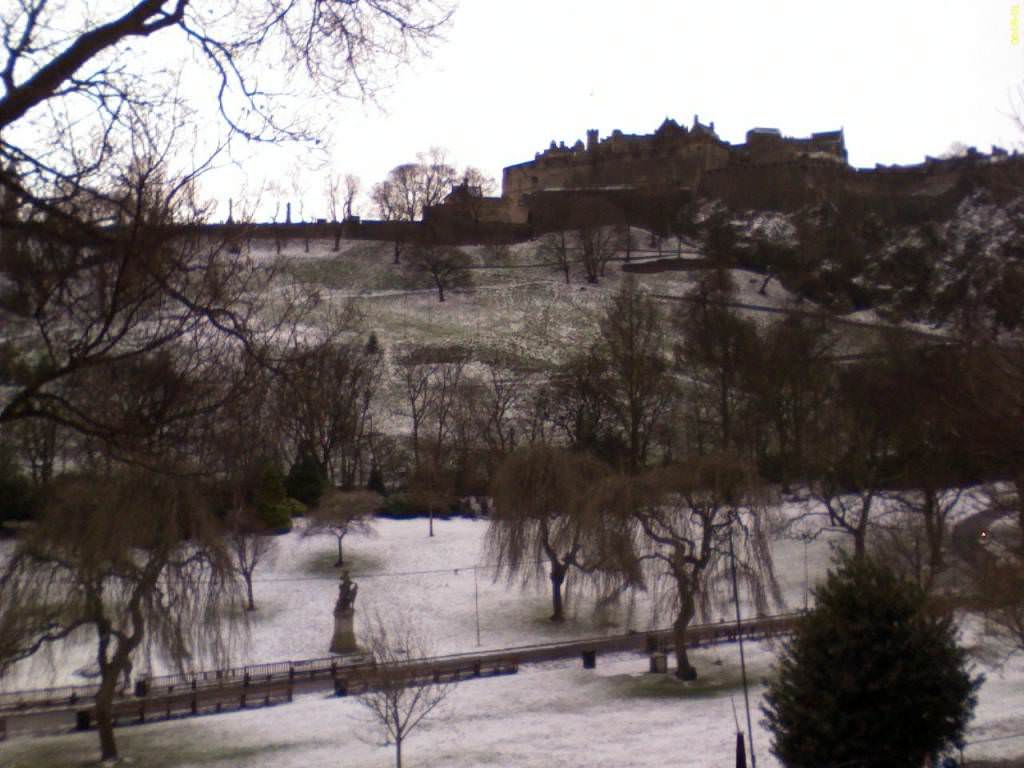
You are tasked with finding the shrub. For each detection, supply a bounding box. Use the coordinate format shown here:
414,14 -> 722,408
762,556 -> 981,768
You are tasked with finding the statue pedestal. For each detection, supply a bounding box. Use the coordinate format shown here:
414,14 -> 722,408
330,607 -> 357,654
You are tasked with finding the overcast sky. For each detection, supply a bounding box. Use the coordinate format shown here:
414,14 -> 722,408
214,0 -> 1024,221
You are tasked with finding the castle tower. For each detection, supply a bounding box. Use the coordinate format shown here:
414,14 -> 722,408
586,129 -> 598,152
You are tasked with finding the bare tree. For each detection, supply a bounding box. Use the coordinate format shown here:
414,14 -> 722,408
225,508 -> 279,611
398,350 -> 439,470
344,174 -> 361,219
674,268 -> 761,455
537,230 -> 574,285
752,314 -> 836,488
325,172 -> 345,250
303,488 -> 379,566
370,149 -> 464,263
473,355 -> 526,482
488,446 -> 625,622
1,0 -> 450,441
972,556 -> 1024,652
798,357 -> 902,560
454,167 -> 497,225
404,242 -> 473,302
326,173 -> 343,223
570,199 -> 624,284
0,469 -> 244,761
597,278 -> 676,473
624,457 -> 781,679
358,613 -> 457,768
277,336 -> 382,489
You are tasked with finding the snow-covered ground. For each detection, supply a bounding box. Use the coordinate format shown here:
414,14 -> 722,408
2,498 -> 1023,767
1,237 -> 1017,764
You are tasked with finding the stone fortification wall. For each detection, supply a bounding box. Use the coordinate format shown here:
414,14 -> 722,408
698,160 -> 850,212
195,218 -> 532,246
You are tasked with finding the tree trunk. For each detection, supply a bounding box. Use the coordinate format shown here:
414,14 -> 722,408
437,282 -> 445,302
333,228 -> 341,251
95,672 -> 120,761
550,561 -> 566,622
336,535 -> 345,566
395,734 -> 403,768
673,596 -> 698,680
429,510 -> 434,537
922,486 -> 945,572
853,526 -> 867,561
246,573 -> 256,611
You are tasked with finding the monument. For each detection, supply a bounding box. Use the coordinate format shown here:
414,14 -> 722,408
330,570 -> 359,654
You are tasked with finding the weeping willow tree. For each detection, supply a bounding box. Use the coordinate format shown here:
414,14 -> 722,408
0,469 -> 245,761
625,455 -> 783,679
487,446 -> 635,622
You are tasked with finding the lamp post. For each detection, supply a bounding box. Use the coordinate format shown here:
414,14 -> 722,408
730,529 -> 757,768
803,538 -> 809,612
474,565 -> 481,647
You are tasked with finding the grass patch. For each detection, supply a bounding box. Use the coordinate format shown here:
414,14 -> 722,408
0,732 -> 309,768
301,548 -> 385,578
608,661 -> 747,700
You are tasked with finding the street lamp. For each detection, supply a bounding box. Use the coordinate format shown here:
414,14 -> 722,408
729,529 -> 757,768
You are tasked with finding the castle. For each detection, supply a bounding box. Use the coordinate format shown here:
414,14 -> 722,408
426,114 -> 1023,235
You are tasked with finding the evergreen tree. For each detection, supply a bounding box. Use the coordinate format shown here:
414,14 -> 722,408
285,451 -> 328,507
254,460 -> 292,532
762,556 -> 980,768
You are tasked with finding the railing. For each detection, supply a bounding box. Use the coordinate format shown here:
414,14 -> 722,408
0,613 -> 802,718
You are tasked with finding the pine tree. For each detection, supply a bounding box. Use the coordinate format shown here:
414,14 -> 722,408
762,556 -> 981,768
285,451 -> 328,507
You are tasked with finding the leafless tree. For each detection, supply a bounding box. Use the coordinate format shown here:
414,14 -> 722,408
796,358 -> 902,560
0,469 -> 244,761
1,0 -> 450,440
225,508 -> 279,611
972,556 -> 1024,652
404,242 -> 473,302
674,268 -> 761,456
488,446 -> 627,622
277,335 -> 382,489
751,314 -> 836,488
954,340 -> 1024,551
398,351 -> 439,471
537,230 -> 574,285
473,355 -> 526,482
571,199 -> 625,284
344,174 -> 361,220
325,172 -> 345,250
597,278 -> 677,473
545,350 -> 617,459
358,612 -> 457,768
326,173 -> 344,223
623,457 -> 781,679
371,148 -> 458,263
454,167 -> 497,224
304,488 -> 379,566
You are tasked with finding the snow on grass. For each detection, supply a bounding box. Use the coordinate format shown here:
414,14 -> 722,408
2,498 -> 1024,766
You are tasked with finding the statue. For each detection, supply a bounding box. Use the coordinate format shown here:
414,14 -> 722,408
330,570 -> 359,654
335,570 -> 358,613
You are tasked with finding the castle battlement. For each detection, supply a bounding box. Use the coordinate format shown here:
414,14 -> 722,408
427,115 -> 1022,232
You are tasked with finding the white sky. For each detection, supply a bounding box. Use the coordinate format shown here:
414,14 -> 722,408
211,0 -> 1024,221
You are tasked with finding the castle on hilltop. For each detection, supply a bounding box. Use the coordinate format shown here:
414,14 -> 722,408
425,114 -> 1022,235
502,115 -> 846,222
